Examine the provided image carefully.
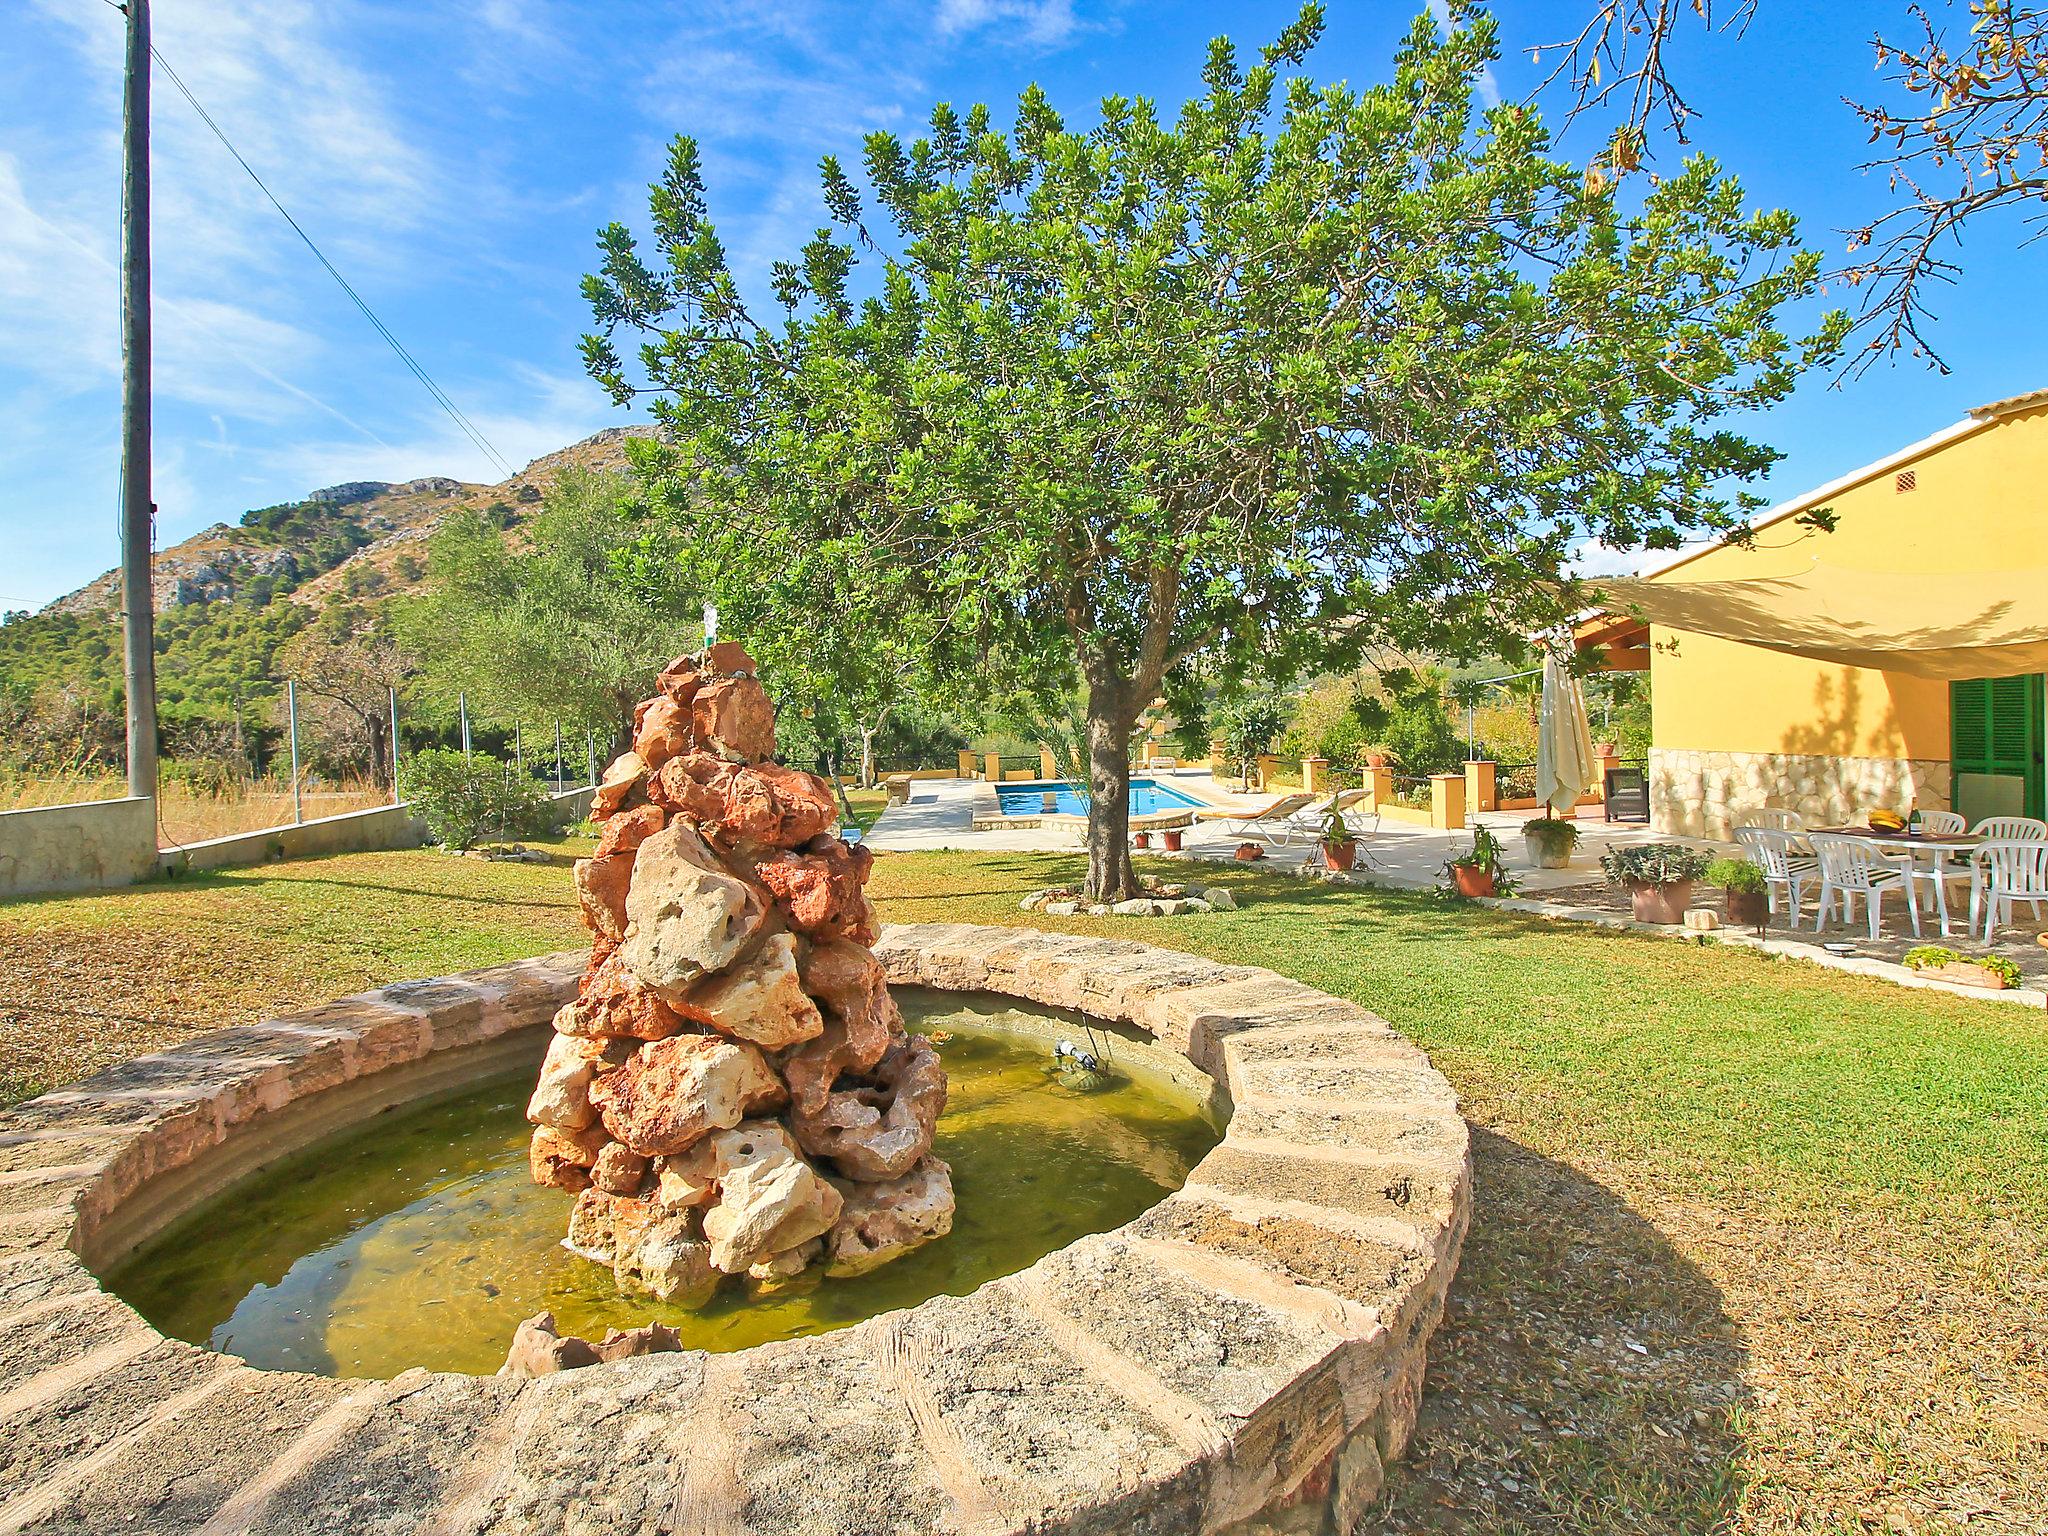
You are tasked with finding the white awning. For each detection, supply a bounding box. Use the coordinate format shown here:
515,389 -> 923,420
1586,565 -> 2048,680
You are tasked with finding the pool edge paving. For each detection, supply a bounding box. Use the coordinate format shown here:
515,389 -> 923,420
0,925 -> 1471,1536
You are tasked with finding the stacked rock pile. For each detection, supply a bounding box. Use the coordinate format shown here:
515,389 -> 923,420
525,642 -> 953,1306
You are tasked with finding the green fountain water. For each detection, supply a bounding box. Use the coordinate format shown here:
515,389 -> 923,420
107,990 -> 1222,1378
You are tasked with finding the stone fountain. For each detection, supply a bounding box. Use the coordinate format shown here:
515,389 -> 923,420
524,642 -> 953,1308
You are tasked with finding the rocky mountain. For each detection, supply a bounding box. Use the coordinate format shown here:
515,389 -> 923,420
42,425 -> 655,618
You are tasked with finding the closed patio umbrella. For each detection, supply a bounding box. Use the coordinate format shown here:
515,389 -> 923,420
1535,651 -> 1598,816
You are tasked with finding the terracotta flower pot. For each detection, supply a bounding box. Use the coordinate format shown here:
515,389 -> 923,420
1161,829 -> 1183,852
1235,843 -> 1265,861
1724,888 -> 1770,928
1629,880 -> 1694,925
1324,839 -> 1357,872
1929,960 -> 2010,990
1450,864 -> 1495,899
1132,832 -> 1150,849
1365,752 -> 1390,769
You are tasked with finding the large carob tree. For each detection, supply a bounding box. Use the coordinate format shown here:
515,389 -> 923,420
583,5 -> 1842,901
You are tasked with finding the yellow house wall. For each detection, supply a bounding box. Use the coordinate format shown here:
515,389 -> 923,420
1650,402 -> 2048,767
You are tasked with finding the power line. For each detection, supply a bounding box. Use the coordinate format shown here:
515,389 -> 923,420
126,16 -> 515,479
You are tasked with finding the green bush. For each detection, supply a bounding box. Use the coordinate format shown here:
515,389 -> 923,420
399,748 -> 560,850
1706,857 -> 1766,893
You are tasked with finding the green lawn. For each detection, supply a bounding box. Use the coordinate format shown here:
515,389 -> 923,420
3,842 -> 2043,1532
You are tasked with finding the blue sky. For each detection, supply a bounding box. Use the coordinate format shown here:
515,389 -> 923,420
1,0 -> 2038,610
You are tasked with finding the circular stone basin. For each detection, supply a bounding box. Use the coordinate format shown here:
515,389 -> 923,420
105,990 -> 1225,1377
0,925 -> 1469,1535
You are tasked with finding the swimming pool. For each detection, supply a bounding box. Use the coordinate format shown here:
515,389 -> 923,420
994,777 -> 1204,818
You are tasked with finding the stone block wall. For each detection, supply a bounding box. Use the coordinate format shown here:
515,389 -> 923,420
1650,747 -> 1952,839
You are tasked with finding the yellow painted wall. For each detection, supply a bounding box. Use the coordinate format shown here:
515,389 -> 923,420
1650,401 -> 2048,762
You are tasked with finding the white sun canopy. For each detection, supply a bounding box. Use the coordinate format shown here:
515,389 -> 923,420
1586,565 -> 2048,680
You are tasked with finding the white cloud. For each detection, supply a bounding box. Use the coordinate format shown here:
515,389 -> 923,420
935,0 -> 1079,47
254,365 -> 623,493
1427,0 -> 1503,109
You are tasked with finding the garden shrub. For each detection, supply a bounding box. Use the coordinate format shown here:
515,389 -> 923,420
399,748 -> 561,850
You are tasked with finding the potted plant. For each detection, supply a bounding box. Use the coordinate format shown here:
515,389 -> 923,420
1600,842 -> 1711,924
1161,828 -> 1184,852
1443,826 -> 1512,899
1132,830 -> 1151,850
1318,799 -> 1358,872
1521,815 -> 1579,869
1707,857 -> 1770,927
1902,945 -> 2023,991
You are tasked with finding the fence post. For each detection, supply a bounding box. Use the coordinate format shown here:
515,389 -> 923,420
555,721 -> 564,794
585,728 -> 596,786
286,678 -> 303,825
1037,746 -> 1057,781
984,751 -> 1001,783
388,686 -> 400,804
1464,759 -> 1496,814
460,693 -> 471,760
1430,772 -> 1468,831
514,721 -> 523,775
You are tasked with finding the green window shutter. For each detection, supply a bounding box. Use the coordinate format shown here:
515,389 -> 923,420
1952,675 -> 2045,820
1953,680 -> 1990,769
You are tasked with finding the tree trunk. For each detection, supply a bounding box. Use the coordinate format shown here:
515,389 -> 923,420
858,726 -> 878,790
611,688 -> 639,763
368,716 -> 391,791
1082,680 -> 1137,903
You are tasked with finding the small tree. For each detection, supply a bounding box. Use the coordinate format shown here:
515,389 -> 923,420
401,469 -> 699,755
584,5 -> 1840,899
275,605 -> 408,790
1216,695 -> 1289,790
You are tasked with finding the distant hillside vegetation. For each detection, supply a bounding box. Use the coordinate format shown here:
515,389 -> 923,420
1,426 -> 652,773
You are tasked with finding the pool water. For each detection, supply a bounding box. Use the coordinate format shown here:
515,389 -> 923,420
995,777 -> 1203,818
105,991 -> 1222,1378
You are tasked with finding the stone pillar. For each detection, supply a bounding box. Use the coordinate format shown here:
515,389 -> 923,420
957,749 -> 977,779
1038,747 -> 1058,781
984,751 -> 1002,784
1430,773 -> 1468,831
1365,765 -> 1395,807
1209,739 -> 1230,779
1303,757 -> 1328,794
1255,754 -> 1282,793
1464,760 -> 1496,814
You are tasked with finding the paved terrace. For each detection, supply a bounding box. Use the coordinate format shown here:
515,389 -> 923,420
867,774 -> 2048,999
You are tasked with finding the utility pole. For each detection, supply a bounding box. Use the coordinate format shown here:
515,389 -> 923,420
286,679 -> 303,824
119,0 -> 158,802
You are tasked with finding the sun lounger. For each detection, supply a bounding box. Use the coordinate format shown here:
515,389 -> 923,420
1195,792 -> 1319,845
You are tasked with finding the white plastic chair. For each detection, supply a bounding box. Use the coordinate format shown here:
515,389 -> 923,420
1743,808 -> 1805,832
1962,818 -> 2046,928
1970,839 -> 2048,941
1809,833 -> 1919,939
1734,826 -> 1815,922
1973,816 -> 2048,841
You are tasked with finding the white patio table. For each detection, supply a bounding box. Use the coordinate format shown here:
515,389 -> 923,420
1808,825 -> 1984,937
